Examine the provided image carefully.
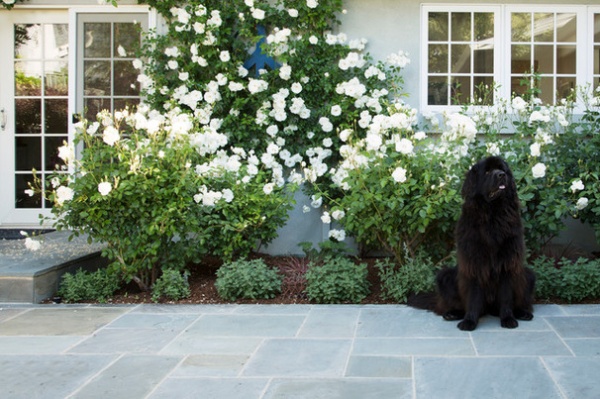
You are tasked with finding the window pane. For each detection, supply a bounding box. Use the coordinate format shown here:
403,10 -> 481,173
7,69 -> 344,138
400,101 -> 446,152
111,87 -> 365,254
45,136 -> 67,170
428,76 -> 448,105
45,61 -> 68,96
451,13 -> 471,42
429,12 -> 448,41
15,61 -> 42,96
84,23 -> 111,58
429,44 -> 448,73
16,137 -> 41,171
474,76 -> 494,105
45,24 -> 68,59
595,46 -> 600,75
15,99 -> 41,134
114,98 -> 140,113
114,23 -> 140,58
451,44 -> 471,73
84,97 -> 110,121
113,60 -> 139,96
512,13 -> 531,41
451,76 -> 471,105
537,77 -> 553,103
45,99 -> 68,133
557,13 -> 576,42
595,14 -> 600,42
474,13 -> 494,41
16,174 -> 41,209
557,77 -> 575,100
512,45 -> 531,74
474,49 -> 493,74
15,24 -> 42,58
557,45 -> 576,74
84,60 -> 111,95
534,45 -> 554,74
534,13 -> 554,42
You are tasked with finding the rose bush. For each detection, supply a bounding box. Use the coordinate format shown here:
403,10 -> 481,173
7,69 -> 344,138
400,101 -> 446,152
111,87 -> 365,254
39,105 -> 295,290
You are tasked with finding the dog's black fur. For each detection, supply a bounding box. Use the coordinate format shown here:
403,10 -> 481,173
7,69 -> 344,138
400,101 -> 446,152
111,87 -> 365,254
410,156 -> 535,331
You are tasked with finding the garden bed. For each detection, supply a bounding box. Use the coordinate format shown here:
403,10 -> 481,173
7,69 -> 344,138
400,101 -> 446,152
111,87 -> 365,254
58,253 -> 600,306
76,255 -> 391,305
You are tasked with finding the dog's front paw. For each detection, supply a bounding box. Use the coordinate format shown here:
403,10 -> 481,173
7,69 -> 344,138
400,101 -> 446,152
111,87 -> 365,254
501,317 -> 519,329
457,319 -> 477,331
514,309 -> 533,321
443,310 -> 464,321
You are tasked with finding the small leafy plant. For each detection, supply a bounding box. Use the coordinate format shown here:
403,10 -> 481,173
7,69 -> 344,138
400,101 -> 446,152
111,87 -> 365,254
530,256 -> 600,303
151,269 -> 191,302
57,268 -> 121,303
215,259 -> 282,301
376,253 -> 437,303
305,257 -> 370,304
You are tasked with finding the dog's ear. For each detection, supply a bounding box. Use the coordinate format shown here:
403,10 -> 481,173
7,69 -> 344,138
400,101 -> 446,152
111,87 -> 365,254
461,163 -> 478,199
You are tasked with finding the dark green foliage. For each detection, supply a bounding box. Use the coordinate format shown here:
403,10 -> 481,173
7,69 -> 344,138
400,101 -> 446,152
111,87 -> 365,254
529,256 -> 600,303
215,259 -> 282,301
305,257 -> 370,304
57,268 -> 121,303
376,255 -> 437,303
151,269 -> 191,302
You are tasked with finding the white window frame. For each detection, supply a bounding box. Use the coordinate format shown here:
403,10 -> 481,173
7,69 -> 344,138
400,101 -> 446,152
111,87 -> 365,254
421,4 -> 592,113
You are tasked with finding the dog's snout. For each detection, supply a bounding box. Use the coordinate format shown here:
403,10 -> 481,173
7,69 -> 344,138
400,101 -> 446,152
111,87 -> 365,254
494,170 -> 506,180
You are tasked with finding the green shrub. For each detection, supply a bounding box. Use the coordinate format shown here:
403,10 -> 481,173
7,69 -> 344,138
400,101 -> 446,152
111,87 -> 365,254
215,259 -> 282,301
305,257 -> 370,304
151,269 -> 191,302
57,268 -> 121,303
529,256 -> 600,303
376,255 -> 437,303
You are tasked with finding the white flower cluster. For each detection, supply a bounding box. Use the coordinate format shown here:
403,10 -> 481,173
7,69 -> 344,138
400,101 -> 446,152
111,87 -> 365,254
193,185 -> 234,207
386,50 -> 411,68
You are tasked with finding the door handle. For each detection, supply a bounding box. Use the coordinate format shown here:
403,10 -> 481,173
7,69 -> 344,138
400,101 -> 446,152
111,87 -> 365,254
0,108 -> 6,131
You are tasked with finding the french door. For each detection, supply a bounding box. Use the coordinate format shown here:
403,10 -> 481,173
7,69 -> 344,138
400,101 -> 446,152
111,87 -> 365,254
0,8 -> 147,227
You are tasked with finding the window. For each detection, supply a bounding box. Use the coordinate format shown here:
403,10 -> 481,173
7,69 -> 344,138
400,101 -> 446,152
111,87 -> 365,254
422,5 -> 591,109
426,9 -> 497,106
510,11 -> 577,104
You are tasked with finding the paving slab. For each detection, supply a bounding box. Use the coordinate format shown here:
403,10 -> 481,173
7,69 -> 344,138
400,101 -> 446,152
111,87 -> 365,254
70,354 -> 181,399
262,378 -> 413,399
543,357 -> 600,399
0,307 -> 128,335
414,357 -> 564,399
0,354 -> 116,398
242,338 -> 352,377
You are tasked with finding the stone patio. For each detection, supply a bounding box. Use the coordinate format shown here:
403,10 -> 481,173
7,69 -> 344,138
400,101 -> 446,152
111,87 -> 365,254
0,303 -> 598,398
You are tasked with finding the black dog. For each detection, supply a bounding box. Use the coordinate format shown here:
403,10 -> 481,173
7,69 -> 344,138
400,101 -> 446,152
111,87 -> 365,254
435,156 -> 535,331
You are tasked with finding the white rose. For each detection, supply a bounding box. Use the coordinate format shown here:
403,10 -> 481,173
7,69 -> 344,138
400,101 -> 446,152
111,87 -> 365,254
576,197 -> 589,210
392,167 -> 407,183
570,180 -> 584,193
531,163 -> 546,179
98,182 -> 112,196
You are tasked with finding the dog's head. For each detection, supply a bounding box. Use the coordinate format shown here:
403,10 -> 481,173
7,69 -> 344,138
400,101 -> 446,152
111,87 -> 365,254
461,156 -> 516,203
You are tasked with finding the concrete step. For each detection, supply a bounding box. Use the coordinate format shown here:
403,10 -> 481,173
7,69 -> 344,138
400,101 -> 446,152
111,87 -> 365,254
0,231 -> 107,303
